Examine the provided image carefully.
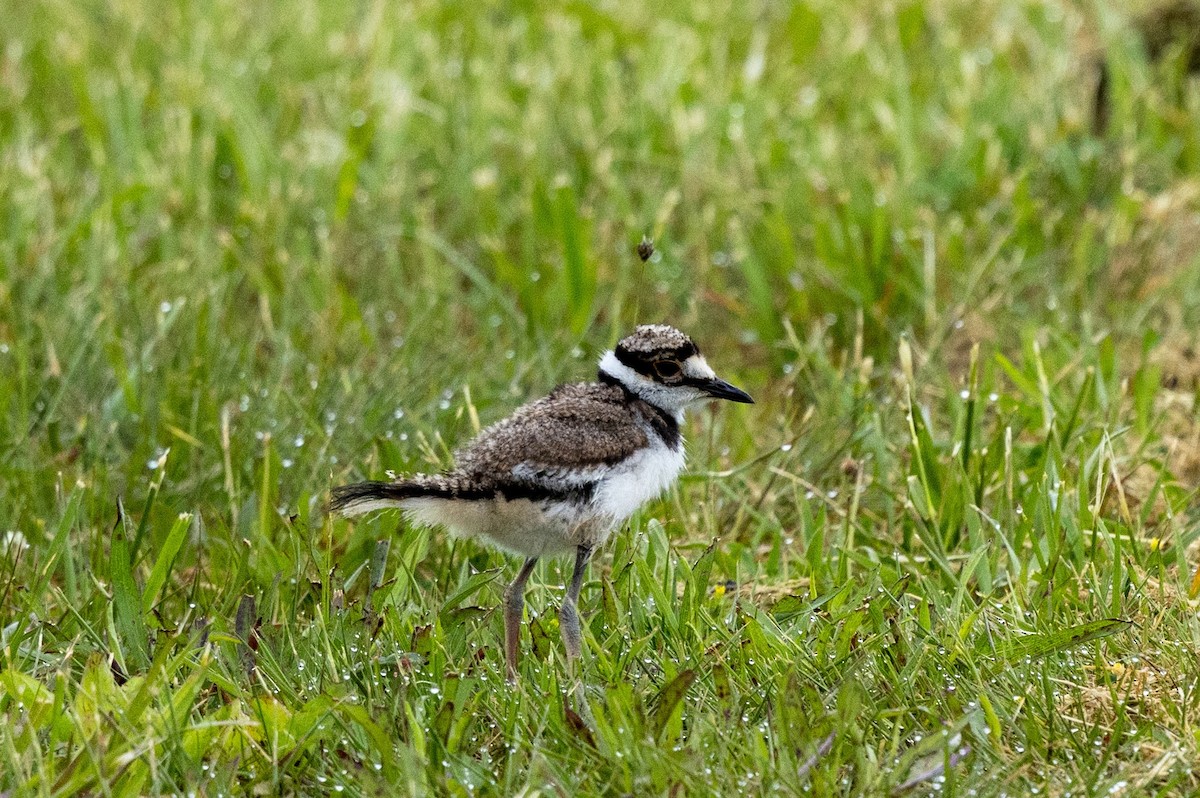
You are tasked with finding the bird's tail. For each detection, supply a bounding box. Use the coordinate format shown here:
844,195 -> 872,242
328,480 -> 432,517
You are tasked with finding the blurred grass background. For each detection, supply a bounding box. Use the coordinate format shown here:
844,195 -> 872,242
3,0 -> 1200,794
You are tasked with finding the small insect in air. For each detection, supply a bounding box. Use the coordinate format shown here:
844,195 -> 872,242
637,236 -> 655,262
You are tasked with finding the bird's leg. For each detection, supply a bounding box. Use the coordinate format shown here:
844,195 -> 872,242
503,557 -> 539,684
558,545 -> 594,667
559,545 -> 595,714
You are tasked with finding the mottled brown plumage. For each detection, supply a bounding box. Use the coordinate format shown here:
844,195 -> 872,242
457,382 -> 655,485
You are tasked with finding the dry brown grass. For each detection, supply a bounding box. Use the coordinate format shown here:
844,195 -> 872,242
1110,180 -> 1200,306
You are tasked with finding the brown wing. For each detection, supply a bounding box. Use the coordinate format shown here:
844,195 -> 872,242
454,384 -> 647,491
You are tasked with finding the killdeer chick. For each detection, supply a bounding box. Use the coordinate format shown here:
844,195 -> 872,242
330,324 -> 752,683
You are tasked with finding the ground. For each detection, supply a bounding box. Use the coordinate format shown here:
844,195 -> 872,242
3,0 -> 1200,795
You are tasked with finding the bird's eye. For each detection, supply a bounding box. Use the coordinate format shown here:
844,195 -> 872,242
654,360 -> 681,379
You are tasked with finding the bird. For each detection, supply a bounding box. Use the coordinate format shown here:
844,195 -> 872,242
329,324 -> 753,683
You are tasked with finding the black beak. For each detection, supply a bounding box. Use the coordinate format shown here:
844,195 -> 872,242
696,377 -> 754,404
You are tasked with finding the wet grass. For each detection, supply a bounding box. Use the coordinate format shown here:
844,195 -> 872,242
3,0 -> 1200,794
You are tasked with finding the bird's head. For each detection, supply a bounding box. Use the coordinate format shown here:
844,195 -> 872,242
598,324 -> 753,418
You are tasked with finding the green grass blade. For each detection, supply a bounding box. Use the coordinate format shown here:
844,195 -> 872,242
110,511 -> 150,672
141,512 -> 191,613
997,619 -> 1132,667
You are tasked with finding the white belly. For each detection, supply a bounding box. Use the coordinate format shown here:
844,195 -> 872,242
401,496 -> 581,557
593,443 -> 686,524
399,442 -> 686,559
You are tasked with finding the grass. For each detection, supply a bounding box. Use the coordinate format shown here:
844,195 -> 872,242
3,0 -> 1200,793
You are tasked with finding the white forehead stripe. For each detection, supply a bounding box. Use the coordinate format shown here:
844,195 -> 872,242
682,355 -> 716,379
598,350 -> 641,385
